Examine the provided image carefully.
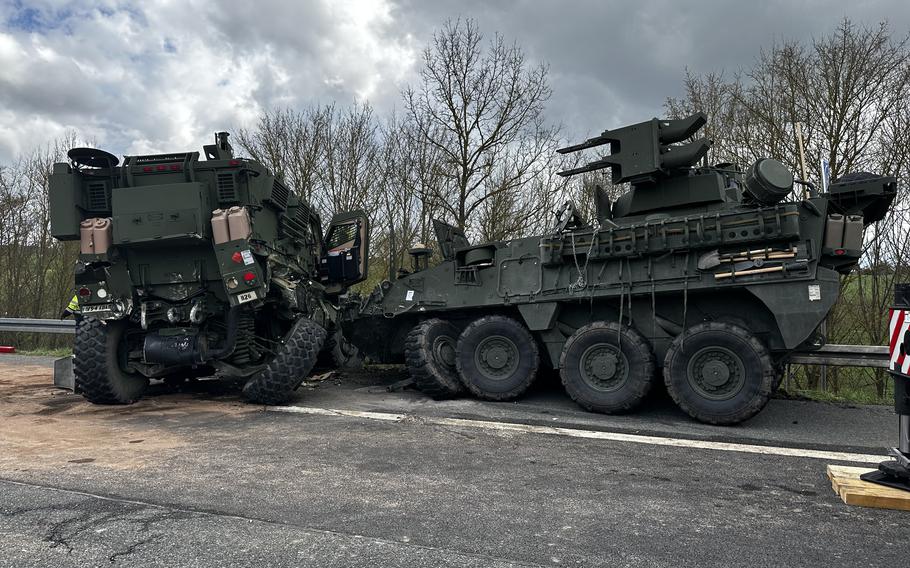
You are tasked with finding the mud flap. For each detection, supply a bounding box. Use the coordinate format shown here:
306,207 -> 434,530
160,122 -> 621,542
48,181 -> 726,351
53,355 -> 75,391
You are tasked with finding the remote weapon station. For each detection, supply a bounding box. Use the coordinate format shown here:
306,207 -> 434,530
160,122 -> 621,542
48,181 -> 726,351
50,133 -> 369,404
344,113 -> 896,424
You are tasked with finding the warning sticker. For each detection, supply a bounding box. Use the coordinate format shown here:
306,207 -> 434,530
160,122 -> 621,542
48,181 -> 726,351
889,308 -> 910,373
405,290 -> 414,301
808,285 -> 821,301
241,250 -> 255,266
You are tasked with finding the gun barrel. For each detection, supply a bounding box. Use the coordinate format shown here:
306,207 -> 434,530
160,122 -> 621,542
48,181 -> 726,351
557,160 -> 613,177
557,136 -> 613,155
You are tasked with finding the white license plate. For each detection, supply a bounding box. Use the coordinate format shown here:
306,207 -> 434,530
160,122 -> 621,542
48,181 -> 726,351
236,291 -> 257,304
82,304 -> 113,313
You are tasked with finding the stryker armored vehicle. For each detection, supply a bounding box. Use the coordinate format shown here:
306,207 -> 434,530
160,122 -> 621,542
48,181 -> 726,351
342,113 -> 896,424
49,133 -> 369,405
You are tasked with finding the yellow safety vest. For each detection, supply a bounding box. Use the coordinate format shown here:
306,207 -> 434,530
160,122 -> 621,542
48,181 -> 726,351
67,294 -> 80,313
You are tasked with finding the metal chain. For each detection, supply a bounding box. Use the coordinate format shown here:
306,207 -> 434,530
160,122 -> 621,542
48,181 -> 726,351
568,227 -> 598,294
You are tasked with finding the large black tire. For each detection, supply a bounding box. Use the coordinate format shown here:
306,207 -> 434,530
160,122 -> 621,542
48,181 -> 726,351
242,317 -> 327,405
456,315 -> 539,401
663,322 -> 774,425
405,319 -> 463,399
560,321 -> 657,414
74,318 -> 148,404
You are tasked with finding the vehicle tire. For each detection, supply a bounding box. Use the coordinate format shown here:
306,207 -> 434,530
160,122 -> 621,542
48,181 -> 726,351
456,315 -> 539,401
74,318 -> 148,404
663,322 -> 774,425
242,317 -> 327,405
560,321 -> 657,414
405,319 -> 463,399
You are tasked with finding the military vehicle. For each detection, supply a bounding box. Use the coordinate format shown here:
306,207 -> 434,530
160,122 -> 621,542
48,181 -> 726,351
342,113 -> 896,424
49,133 -> 369,405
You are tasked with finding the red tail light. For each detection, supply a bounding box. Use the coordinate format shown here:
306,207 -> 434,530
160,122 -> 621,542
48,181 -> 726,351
243,272 -> 256,284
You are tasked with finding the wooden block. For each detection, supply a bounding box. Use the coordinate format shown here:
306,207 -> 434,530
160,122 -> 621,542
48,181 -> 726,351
826,465 -> 910,512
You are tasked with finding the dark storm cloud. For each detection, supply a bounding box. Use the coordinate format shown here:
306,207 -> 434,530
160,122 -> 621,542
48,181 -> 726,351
389,0 -> 910,136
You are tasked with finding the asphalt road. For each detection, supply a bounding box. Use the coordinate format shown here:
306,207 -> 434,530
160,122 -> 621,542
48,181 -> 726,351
0,356 -> 907,567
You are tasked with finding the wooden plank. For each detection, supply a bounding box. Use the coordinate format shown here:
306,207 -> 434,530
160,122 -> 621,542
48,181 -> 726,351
827,465 -> 910,512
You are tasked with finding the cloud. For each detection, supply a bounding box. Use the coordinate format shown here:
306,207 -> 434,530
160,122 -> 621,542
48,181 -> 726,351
0,0 -> 908,162
0,0 -> 416,161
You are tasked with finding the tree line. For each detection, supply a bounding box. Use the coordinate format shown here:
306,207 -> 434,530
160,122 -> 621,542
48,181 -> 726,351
2,17 -> 909,399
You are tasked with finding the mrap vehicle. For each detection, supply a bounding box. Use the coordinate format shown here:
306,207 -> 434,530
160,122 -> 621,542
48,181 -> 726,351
49,133 -> 368,405
343,113 -> 896,424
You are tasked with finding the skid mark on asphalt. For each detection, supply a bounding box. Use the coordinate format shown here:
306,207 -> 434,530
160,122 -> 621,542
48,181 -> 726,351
268,405 -> 887,465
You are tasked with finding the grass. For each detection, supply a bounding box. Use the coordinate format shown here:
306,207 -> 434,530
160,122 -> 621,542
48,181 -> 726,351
14,347 -> 72,357
778,386 -> 891,406
780,364 -> 893,405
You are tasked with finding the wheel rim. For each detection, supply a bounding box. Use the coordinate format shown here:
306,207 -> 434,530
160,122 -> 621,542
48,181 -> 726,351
432,335 -> 457,369
578,342 -> 628,391
686,345 -> 746,400
474,334 -> 519,380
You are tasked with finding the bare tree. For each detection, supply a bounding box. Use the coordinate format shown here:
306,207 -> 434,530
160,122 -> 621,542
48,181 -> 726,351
0,135 -> 81,350
236,102 -> 386,222
317,101 -> 384,216
403,18 -> 559,235
235,107 -> 327,203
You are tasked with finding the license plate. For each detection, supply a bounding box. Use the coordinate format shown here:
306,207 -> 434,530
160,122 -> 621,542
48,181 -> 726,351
82,304 -> 113,313
236,291 -> 257,304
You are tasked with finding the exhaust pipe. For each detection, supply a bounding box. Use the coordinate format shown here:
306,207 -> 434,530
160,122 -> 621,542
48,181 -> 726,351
143,307 -> 240,366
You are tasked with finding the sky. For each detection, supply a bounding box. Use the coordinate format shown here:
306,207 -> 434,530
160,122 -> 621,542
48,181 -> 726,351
0,0 -> 908,163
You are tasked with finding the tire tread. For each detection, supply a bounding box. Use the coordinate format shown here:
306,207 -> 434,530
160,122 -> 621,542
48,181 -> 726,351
663,321 -> 774,425
74,318 -> 146,404
456,315 -> 539,401
243,317 -> 327,405
560,321 -> 656,414
404,319 -> 463,399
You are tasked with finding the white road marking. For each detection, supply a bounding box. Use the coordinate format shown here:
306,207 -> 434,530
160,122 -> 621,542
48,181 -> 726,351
267,406 -> 888,465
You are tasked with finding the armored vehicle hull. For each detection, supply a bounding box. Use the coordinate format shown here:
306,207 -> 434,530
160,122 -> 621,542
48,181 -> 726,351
51,134 -> 369,404
344,114 -> 896,424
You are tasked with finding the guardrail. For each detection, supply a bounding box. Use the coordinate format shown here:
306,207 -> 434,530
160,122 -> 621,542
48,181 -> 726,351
787,344 -> 889,368
0,318 -> 75,335
0,318 -> 893,368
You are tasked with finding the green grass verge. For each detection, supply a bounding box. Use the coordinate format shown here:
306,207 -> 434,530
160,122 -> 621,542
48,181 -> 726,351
777,386 -> 891,406
15,347 -> 73,357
